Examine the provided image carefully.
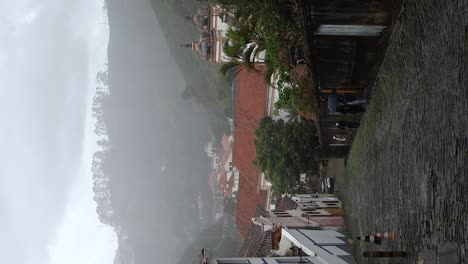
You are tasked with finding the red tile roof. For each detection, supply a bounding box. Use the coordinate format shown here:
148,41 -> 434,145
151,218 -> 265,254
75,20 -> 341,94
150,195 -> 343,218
233,65 -> 269,238
221,134 -> 231,151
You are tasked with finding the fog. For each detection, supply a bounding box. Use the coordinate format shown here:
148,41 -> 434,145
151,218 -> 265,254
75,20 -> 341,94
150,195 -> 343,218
103,0 -> 230,263
1,0 -> 231,262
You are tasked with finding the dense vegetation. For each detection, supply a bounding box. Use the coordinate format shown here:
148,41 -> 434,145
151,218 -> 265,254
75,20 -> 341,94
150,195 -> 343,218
91,69 -> 116,226
209,0 -> 318,117
254,117 -> 320,194
98,1 -> 244,263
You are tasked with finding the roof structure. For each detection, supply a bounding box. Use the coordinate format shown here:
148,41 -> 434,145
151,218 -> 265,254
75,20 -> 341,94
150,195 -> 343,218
221,134 -> 231,151
239,207 -> 270,257
233,65 -> 269,238
274,196 -> 298,211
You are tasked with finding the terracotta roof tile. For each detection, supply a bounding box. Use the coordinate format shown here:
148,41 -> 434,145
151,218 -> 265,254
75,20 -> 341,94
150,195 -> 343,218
233,65 -> 269,238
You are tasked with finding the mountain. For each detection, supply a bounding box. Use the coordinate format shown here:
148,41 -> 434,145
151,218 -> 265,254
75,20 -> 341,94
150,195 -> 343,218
96,0 -> 235,263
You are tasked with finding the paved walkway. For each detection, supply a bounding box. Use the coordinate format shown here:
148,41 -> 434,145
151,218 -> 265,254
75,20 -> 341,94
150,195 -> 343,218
325,158 -> 345,197
344,1 -> 468,263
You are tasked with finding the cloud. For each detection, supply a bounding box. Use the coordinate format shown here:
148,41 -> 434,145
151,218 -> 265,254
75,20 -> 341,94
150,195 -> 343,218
48,122 -> 117,264
0,0 -> 114,263
22,7 -> 41,24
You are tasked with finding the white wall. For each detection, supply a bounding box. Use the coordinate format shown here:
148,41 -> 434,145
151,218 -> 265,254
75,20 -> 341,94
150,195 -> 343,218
281,229 -> 352,264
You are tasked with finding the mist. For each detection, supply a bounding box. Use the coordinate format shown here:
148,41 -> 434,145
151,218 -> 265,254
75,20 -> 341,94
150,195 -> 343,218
100,0 -> 232,263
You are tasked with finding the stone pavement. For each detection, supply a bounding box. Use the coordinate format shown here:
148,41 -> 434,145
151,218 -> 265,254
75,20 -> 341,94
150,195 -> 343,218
343,0 -> 468,263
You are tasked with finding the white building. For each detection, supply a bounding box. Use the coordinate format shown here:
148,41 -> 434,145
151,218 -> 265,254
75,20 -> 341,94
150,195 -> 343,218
291,194 -> 343,209
207,256 -> 338,264
277,229 -> 353,264
203,229 -> 353,264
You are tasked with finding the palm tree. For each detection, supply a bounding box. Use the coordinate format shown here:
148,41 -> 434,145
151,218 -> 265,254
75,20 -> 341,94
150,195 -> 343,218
285,107 -> 301,123
223,24 -> 265,70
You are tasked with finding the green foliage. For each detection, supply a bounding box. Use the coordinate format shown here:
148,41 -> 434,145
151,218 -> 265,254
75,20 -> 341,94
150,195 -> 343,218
254,117 -> 320,194
222,0 -> 298,73
220,61 -> 241,76
275,76 -> 320,116
221,0 -> 321,119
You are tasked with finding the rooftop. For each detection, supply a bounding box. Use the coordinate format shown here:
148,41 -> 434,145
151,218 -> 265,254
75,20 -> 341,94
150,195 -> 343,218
274,196 -> 298,211
239,207 -> 270,257
233,65 -> 269,238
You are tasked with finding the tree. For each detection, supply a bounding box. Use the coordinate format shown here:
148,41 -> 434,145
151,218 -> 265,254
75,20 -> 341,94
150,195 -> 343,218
254,117 -> 320,194
221,0 -> 298,72
274,76 -> 320,116
220,61 -> 242,81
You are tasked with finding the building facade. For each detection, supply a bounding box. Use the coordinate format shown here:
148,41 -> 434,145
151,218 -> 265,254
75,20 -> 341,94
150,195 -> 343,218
202,229 -> 353,264
187,4 -> 234,63
207,256 -> 338,264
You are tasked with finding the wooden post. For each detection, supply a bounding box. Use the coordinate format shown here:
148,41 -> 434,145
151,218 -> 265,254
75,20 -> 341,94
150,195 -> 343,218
356,235 -> 382,245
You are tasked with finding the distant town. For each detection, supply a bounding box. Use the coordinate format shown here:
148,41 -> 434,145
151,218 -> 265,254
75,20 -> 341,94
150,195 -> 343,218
187,0 -> 468,263
188,1 -> 389,263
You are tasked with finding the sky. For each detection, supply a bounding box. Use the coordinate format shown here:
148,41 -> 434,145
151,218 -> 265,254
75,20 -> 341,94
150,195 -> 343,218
0,0 -> 116,263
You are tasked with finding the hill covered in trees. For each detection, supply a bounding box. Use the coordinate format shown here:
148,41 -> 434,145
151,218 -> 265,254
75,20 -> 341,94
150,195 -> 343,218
91,0 -> 239,263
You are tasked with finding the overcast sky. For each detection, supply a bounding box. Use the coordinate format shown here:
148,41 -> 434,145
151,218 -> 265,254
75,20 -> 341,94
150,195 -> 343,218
0,0 -> 116,263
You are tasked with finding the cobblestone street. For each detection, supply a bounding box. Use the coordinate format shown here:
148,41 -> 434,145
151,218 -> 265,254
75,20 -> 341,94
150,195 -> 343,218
344,0 -> 468,263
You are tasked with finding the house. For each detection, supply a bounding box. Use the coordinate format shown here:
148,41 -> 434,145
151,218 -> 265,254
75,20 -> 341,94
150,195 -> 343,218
238,207 -> 276,258
232,65 -> 273,239
267,196 -> 345,230
221,134 -> 233,151
276,229 -> 353,263
203,228 -> 353,264
215,134 -> 239,199
205,256 -> 346,264
185,4 -> 234,63
237,194 -> 345,259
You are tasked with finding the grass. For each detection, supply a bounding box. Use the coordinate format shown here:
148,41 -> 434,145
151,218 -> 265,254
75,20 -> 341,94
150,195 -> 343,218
341,68 -> 401,262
